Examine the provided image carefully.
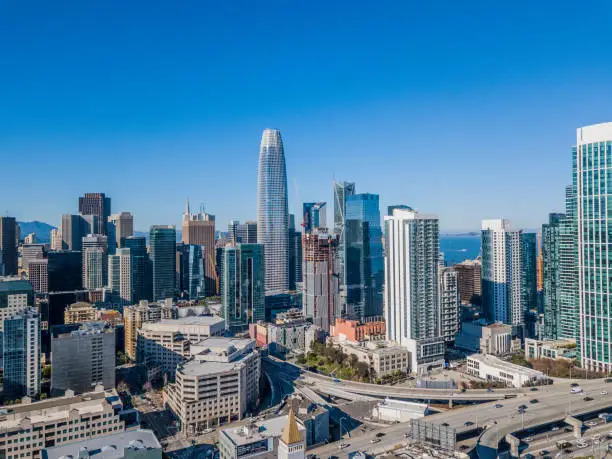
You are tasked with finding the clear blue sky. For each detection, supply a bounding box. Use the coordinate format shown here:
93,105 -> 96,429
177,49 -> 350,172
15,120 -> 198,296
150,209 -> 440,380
2,1 -> 612,232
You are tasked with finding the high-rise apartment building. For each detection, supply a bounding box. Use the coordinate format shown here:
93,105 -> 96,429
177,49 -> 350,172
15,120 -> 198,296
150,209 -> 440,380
453,259 -> 482,304
521,232 -> 538,313
0,217 -> 18,276
302,202 -> 327,234
221,244 -> 265,332
182,204 -> 217,296
150,225 -> 176,301
64,302 -> 98,324
0,279 -> 34,332
51,322 -> 116,395
542,213 -> 564,339
3,308 -> 41,398
481,219 -> 523,326
384,208 -> 445,373
575,123 -> 612,371
333,181 -> 355,290
108,212 -> 134,248
345,193 -> 384,319
78,193 -> 111,235
557,182 -> 578,341
302,232 -> 340,332
123,236 -> 151,302
257,128 -> 289,294
23,233 -> 36,244
288,214 -> 303,291
384,208 -> 441,345
176,243 -> 205,300
27,259 -> 48,293
108,248 -> 132,307
82,234 -> 108,289
439,267 -> 460,344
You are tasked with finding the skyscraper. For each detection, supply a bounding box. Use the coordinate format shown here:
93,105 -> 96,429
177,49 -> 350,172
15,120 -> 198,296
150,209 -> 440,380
107,212 -> 134,248
182,203 -> 217,296
288,214 -> 302,291
481,219 -> 523,326
385,208 -> 441,345
82,234 -> 108,289
47,251 -> 83,292
150,225 -> 176,301
439,267 -> 460,344
521,232 -> 538,313
176,243 -> 205,300
228,220 -> 257,244
123,236 -> 151,302
302,231 -> 340,332
61,214 -> 98,251
50,228 -> 63,251
542,213 -> 564,339
0,217 -> 18,276
333,181 -> 355,289
221,243 -> 265,332
3,308 -> 41,399
558,182 -> 578,341
345,193 -> 384,319
575,122 -> 612,371
257,128 -> 289,294
453,259 -> 482,304
302,202 -> 327,234
108,248 -> 132,308
78,193 -> 111,235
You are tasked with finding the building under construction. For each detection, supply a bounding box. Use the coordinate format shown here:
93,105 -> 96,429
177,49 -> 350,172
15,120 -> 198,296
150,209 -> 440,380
302,231 -> 341,332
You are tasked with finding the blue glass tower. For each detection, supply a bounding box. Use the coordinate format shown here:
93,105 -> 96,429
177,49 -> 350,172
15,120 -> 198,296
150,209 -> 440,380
150,226 -> 176,301
344,193 -> 384,319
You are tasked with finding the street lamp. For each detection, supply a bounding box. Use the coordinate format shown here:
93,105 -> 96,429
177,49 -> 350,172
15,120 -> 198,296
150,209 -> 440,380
340,417 -> 347,439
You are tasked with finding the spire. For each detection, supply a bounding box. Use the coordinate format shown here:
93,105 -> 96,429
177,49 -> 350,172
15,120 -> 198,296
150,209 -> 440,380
185,198 -> 190,215
281,409 -> 301,445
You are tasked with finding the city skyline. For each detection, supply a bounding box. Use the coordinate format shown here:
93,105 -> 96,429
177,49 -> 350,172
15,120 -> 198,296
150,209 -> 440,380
4,3 -> 612,231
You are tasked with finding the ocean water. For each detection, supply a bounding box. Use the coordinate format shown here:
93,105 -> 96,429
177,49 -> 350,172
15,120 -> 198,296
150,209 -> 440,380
440,235 -> 481,266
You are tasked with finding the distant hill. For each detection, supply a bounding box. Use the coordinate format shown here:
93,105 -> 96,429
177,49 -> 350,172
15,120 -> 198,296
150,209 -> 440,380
18,221 -> 56,243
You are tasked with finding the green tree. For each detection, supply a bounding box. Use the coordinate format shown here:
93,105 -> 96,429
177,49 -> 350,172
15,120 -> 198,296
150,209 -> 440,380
296,354 -> 307,365
42,365 -> 51,379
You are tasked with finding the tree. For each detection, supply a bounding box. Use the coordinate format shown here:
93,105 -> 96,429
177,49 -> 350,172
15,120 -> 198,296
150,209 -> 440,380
349,354 -> 359,368
117,381 -> 130,394
40,393 -> 48,400
296,354 -> 307,365
116,351 -> 128,366
42,365 -> 51,379
355,362 -> 369,379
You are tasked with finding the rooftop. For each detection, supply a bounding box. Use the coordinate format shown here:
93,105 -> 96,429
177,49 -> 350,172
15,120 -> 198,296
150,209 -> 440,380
221,415 -> 305,447
141,315 -> 224,330
42,429 -> 160,459
468,354 -> 545,378
0,279 -> 33,293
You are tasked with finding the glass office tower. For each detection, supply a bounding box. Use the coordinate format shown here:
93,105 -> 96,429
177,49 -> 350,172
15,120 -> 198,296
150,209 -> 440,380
257,129 -> 289,294
576,123 -> 612,371
542,213 -> 564,339
221,244 -> 265,332
344,193 -> 384,319
521,232 -> 538,314
150,226 -> 176,301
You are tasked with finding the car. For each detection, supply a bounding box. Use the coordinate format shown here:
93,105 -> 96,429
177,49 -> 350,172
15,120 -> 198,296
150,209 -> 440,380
404,432 -> 411,438
530,387 -> 539,391
551,426 -> 560,431
585,420 -> 598,427
524,436 -> 535,442
519,405 -> 528,410
376,432 -> 385,438
605,378 -> 612,383
570,382 -> 580,387
495,403 -> 503,408
203,428 -> 214,434
487,388 -> 494,392
530,399 -> 539,404
602,390 -> 608,395
576,442 -> 588,448
599,412 -> 610,420
339,443 -> 349,449
370,438 -> 381,444
333,379 -> 341,384
584,396 -> 594,401
441,422 -> 450,427
464,421 -> 475,426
